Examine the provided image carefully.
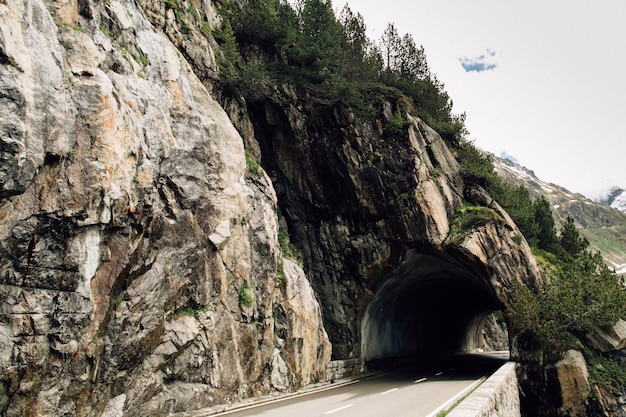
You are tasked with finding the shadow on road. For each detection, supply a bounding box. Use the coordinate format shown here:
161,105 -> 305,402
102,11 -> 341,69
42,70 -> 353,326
365,352 -> 510,381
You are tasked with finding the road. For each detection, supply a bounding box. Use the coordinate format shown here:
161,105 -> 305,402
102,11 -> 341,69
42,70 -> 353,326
213,353 -> 508,417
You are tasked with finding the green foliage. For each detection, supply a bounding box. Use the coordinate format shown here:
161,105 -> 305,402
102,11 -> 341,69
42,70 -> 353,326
337,6 -> 375,82
506,250 -> 626,360
560,216 -> 589,257
278,225 -> 300,262
164,0 -> 177,10
454,139 -> 498,189
239,283 -> 255,307
123,49 -> 150,68
216,0 -> 466,142
548,251 -> 625,333
174,306 -> 195,316
289,0 -> 343,74
99,24 -> 111,39
200,22 -> 212,38
276,258 -> 287,287
222,0 -> 296,46
213,20 -> 272,98
533,196 -> 558,251
587,353 -> 626,395
175,10 -> 190,34
495,185 -> 539,245
389,107 -> 404,137
452,146 -> 568,254
245,152 -> 262,176
448,203 -> 503,244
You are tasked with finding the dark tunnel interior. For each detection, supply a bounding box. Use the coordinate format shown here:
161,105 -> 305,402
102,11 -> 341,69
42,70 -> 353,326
361,250 -> 505,361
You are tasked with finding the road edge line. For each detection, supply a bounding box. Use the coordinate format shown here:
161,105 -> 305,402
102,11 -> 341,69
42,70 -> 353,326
206,379 -> 361,417
424,377 -> 487,417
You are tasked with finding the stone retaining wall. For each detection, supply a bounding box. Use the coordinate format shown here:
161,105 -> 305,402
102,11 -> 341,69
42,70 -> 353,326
325,359 -> 365,381
447,362 -> 520,417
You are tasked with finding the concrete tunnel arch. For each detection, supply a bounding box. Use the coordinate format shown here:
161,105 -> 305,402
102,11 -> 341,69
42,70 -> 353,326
361,250 -> 505,361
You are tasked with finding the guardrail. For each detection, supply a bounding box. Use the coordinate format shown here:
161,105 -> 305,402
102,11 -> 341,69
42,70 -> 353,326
445,361 -> 520,417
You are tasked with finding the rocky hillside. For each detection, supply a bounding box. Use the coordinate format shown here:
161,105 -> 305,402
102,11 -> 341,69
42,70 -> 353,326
494,156 -> 626,274
0,1 -> 624,417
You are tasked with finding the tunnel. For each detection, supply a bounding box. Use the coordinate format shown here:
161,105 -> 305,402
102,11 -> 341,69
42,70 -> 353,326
361,249 -> 505,361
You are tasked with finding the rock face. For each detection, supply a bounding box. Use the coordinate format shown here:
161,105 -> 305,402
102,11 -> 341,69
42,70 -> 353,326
235,88 -> 543,361
0,0 -> 329,415
586,320 -> 626,352
554,350 -> 591,417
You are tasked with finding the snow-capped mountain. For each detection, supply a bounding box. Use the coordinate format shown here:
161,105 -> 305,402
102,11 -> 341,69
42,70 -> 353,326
492,155 -> 626,275
601,187 -> 626,213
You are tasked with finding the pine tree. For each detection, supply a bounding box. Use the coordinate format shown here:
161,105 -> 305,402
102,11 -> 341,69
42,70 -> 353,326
533,196 -> 558,250
292,0 -> 343,73
559,216 -> 589,257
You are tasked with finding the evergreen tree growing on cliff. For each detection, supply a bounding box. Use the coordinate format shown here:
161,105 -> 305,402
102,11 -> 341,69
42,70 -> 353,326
337,5 -> 379,82
507,248 -> 626,357
559,216 -> 589,257
533,196 -> 558,251
289,0 -> 343,76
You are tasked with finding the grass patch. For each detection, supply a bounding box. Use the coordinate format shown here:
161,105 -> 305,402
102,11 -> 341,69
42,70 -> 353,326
99,24 -> 111,39
275,258 -> 287,287
132,51 -> 150,67
587,352 -> 626,396
175,10 -> 191,34
239,283 -> 255,307
200,22 -> 212,38
580,226 -> 626,263
245,152 -> 262,177
447,203 -> 503,245
174,306 -> 195,317
278,227 -> 301,264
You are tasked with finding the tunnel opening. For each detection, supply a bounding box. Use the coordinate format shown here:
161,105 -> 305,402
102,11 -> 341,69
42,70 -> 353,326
361,250 -> 506,363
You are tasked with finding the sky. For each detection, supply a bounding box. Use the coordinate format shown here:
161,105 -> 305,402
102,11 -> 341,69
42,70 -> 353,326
343,0 -> 626,199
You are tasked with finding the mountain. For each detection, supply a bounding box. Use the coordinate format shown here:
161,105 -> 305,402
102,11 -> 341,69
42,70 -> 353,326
600,187 -> 626,213
493,155 -> 626,275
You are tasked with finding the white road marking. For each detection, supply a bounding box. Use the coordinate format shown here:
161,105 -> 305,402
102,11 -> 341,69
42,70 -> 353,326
324,404 -> 354,414
380,388 -> 398,395
435,372 -> 443,376
424,377 -> 487,417
212,380 -> 360,416
414,377 -> 427,383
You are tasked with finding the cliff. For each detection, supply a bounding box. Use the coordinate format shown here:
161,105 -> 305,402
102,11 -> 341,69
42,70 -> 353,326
0,1 -> 330,415
1,1 -> 623,416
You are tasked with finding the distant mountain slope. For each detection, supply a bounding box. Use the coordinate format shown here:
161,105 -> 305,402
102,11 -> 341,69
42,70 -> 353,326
600,187 -> 626,213
492,155 -> 626,275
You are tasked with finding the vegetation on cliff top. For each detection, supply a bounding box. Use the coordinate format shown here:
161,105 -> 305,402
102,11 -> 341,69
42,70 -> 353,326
215,0 -> 466,146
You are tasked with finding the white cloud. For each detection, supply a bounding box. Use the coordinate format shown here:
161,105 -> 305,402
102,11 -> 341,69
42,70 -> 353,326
458,49 -> 497,72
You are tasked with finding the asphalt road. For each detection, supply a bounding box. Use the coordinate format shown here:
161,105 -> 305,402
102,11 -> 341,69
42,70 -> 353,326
213,353 -> 508,417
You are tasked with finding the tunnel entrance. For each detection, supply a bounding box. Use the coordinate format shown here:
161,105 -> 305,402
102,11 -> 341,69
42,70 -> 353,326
361,250 -> 505,361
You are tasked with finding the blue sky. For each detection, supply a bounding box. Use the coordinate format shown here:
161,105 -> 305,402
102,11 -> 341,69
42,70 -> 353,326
345,0 -> 626,199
